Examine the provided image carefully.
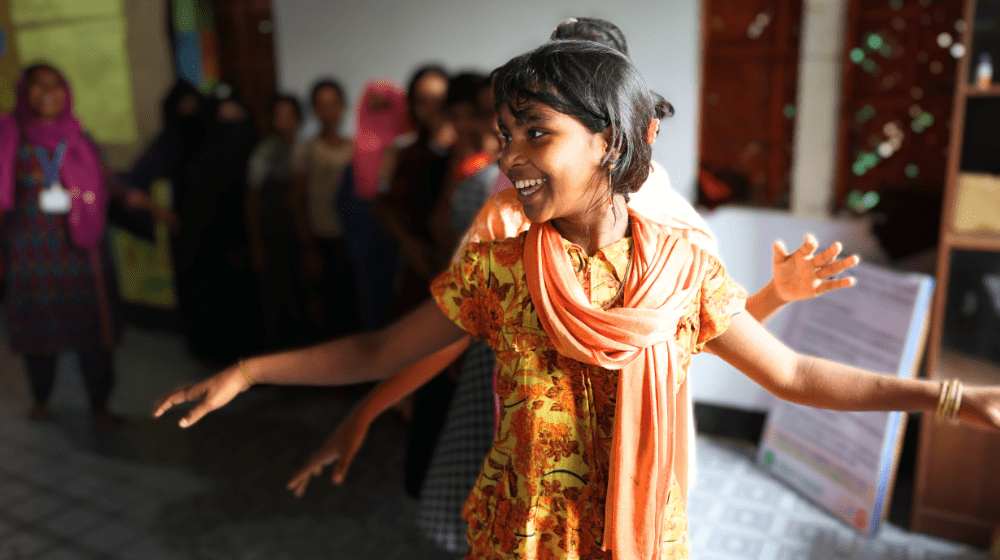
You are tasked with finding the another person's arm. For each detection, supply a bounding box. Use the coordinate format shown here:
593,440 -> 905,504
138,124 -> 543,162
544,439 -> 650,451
744,234 -> 860,323
286,335 -> 472,495
707,313 -> 1000,429
153,299 -> 467,427
117,136 -> 181,231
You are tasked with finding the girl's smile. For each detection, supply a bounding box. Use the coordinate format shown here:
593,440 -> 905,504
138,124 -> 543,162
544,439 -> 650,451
513,177 -> 546,197
498,102 -> 609,222
498,100 -> 628,254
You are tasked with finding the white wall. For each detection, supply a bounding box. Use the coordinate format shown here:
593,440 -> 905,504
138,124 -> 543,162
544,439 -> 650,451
790,0 -> 849,217
272,0 -> 703,201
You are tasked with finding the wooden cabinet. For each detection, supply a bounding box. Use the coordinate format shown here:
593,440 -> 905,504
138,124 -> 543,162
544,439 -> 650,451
912,0 -> 1000,547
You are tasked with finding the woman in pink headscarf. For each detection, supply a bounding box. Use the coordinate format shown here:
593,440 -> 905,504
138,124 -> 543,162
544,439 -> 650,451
338,79 -> 408,331
0,64 -> 119,423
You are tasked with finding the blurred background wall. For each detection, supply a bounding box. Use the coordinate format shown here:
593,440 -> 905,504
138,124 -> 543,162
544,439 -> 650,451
272,0 -> 704,202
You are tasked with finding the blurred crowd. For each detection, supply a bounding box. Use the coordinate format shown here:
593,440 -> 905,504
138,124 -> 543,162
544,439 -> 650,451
126,67 -> 501,364
0,60 -> 500,424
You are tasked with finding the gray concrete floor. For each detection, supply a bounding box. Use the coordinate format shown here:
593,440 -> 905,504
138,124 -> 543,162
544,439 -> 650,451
0,323 -> 989,559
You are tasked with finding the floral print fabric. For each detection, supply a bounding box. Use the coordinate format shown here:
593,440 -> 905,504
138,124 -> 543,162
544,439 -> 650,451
431,231 -> 746,559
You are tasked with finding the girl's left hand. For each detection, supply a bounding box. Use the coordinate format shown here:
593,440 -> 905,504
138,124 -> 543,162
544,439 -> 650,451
958,385 -> 1000,431
286,405 -> 371,497
772,234 -> 861,303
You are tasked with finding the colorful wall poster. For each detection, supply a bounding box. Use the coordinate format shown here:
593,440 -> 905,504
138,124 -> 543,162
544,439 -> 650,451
17,17 -> 138,143
109,179 -> 177,308
11,0 -> 121,26
758,264 -> 934,537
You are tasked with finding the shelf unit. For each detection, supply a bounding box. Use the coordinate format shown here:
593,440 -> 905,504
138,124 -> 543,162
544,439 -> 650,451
911,0 -> 1000,547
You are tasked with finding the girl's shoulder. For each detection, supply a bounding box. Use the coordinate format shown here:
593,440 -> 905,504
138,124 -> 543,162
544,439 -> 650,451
461,231 -> 529,272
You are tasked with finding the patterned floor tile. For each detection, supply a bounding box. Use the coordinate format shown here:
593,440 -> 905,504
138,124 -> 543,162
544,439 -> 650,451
0,323 -> 990,560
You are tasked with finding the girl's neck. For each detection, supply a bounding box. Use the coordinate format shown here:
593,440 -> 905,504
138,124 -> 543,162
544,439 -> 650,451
552,194 -> 630,256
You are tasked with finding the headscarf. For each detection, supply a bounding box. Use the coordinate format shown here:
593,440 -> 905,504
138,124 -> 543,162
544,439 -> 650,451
353,79 -> 408,200
161,79 -> 209,175
0,64 -> 106,249
175,83 -> 255,263
525,209 -> 709,560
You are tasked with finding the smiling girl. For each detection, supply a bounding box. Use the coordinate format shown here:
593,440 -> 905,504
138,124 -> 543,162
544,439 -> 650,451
156,41 -> 1000,559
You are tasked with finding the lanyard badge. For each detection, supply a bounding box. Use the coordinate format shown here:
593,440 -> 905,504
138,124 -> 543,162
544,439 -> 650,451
36,140 -> 71,214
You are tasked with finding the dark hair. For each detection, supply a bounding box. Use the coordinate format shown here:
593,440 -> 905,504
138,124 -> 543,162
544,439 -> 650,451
310,78 -> 345,106
446,72 -> 489,106
407,64 -> 449,102
271,94 -> 303,120
24,63 -> 63,83
493,40 -> 671,197
551,18 -> 674,119
551,17 -> 629,57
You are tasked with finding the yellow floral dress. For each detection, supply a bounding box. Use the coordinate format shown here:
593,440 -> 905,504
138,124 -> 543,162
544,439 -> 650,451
431,231 -> 746,560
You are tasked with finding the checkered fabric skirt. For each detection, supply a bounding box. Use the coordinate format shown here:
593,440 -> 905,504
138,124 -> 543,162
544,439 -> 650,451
415,339 -> 496,553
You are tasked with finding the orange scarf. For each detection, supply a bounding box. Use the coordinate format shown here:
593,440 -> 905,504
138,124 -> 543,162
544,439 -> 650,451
525,209 -> 709,560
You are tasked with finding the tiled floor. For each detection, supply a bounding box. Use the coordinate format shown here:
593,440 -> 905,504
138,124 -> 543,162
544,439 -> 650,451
0,323 -> 990,560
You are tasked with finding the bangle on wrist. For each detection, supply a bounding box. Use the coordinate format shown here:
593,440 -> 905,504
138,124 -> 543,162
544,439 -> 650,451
935,378 -> 963,425
238,359 -> 255,387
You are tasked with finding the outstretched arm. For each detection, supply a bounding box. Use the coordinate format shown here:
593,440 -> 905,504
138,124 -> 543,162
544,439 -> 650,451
153,300 -> 467,428
706,313 -> 1000,430
286,335 -> 472,496
744,234 -> 861,324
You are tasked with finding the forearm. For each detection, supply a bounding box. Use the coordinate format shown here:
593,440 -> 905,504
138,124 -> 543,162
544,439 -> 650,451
781,354 -> 939,413
242,299 -> 466,387
243,332 -> 387,386
710,313 -> 939,414
357,336 -> 472,423
744,281 -> 787,324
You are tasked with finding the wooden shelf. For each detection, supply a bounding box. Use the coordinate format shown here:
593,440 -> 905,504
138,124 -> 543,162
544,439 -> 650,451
961,84 -> 1000,97
945,231 -> 1000,252
915,0 -> 1000,548
935,348 -> 1000,385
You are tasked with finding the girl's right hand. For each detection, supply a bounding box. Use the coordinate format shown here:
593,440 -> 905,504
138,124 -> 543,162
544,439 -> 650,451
152,365 -> 251,427
286,405 -> 372,497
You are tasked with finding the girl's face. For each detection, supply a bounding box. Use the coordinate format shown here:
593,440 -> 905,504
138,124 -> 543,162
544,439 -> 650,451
313,86 -> 345,127
272,100 -> 301,137
410,73 -> 448,130
498,100 -> 610,225
27,67 -> 67,121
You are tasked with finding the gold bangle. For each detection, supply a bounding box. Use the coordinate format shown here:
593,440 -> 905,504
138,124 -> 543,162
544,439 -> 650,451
950,380 -> 964,425
935,379 -> 951,422
238,359 -> 254,387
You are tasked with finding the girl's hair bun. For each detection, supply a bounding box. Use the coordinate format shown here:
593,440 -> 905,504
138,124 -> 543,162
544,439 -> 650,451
651,91 -> 674,119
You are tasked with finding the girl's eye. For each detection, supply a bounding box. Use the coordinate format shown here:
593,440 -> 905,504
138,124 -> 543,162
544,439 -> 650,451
500,132 -> 511,143
528,129 -> 545,139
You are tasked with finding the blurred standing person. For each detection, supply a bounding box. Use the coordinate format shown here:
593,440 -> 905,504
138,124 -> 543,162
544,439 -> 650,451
0,64 -> 119,423
291,79 -> 357,336
376,66 -> 463,498
120,79 -> 205,237
246,95 -> 307,349
339,80 -> 408,331
429,72 -> 493,259
121,80 -> 218,360
376,65 -> 453,316
177,85 -> 258,364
